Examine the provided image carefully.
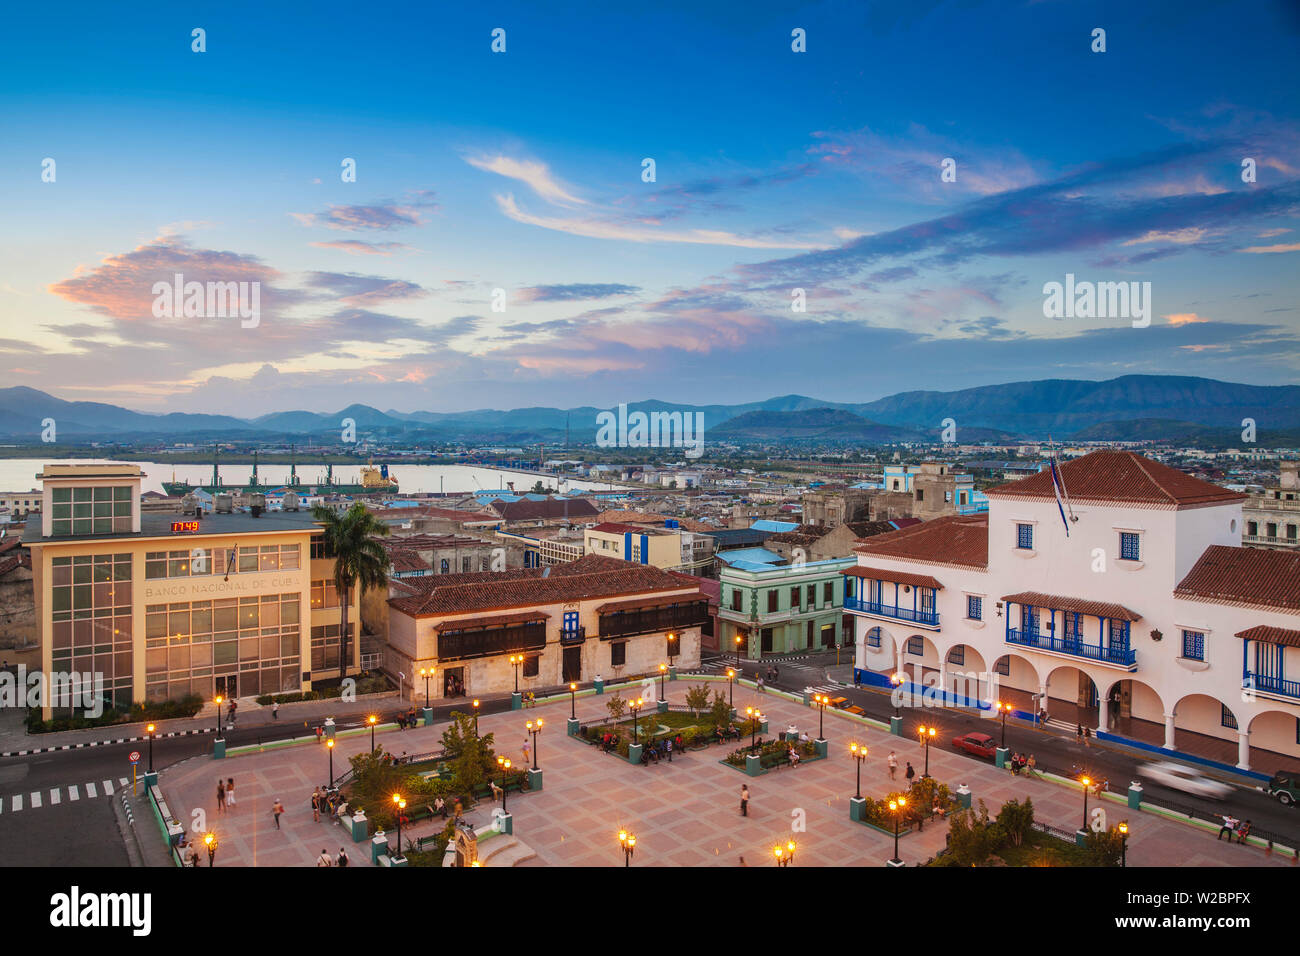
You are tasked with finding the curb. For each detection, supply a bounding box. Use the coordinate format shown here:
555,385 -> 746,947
2,727 -> 213,758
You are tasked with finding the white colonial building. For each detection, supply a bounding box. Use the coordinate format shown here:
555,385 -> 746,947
846,450 -> 1299,773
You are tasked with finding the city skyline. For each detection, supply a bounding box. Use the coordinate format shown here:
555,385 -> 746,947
2,0 -> 1298,417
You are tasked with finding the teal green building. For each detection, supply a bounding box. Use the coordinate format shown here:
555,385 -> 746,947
718,556 -> 855,658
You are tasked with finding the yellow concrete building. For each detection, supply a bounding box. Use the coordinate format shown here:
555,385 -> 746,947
583,522 -> 684,570
22,464 -> 360,719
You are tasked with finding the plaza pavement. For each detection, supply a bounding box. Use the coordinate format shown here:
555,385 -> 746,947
157,677 -> 1297,867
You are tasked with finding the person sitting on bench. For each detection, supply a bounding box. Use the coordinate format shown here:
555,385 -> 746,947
490,781 -> 504,802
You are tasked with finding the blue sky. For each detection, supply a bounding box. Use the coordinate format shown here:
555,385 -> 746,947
1,0 -> 1297,416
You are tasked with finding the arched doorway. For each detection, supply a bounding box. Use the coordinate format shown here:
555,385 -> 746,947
941,644 -> 988,708
1245,709 -> 1296,774
1044,664 -> 1101,732
990,653 -> 1042,719
1099,678 -> 1164,739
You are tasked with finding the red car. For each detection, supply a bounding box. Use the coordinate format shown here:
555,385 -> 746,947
951,732 -> 997,758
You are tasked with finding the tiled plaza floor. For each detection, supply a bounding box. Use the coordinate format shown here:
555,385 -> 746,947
158,678 -> 1296,867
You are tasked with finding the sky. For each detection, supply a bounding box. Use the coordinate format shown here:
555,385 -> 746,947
1,0 -> 1298,417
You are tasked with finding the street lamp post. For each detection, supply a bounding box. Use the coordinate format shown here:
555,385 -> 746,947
745,706 -> 762,752
996,700 -> 1010,748
569,682 -> 577,720
1080,776 -> 1092,831
368,714 -> 378,751
471,699 -> 480,737
327,738 -> 336,789
889,798 -> 907,865
813,693 -> 828,740
850,742 -> 868,799
496,757 -> 512,813
735,634 -> 743,667
1118,821 -> 1129,867
667,632 -> 677,664
526,718 -> 543,770
774,840 -> 796,867
890,674 -> 903,717
726,668 -> 736,707
146,723 -> 156,773
618,830 -> 636,867
918,725 -> 936,779
204,831 -> 217,867
213,694 -> 224,738
629,697 -> 644,743
418,667 -> 431,708
658,663 -> 667,701
392,793 -> 406,858
508,654 -> 523,693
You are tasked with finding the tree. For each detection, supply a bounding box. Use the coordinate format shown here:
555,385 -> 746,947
311,502 -> 390,679
441,712 -> 496,792
606,692 -> 627,721
708,690 -> 732,730
685,683 -> 711,717
1084,826 -> 1126,867
995,797 -> 1035,847
945,800 -> 997,866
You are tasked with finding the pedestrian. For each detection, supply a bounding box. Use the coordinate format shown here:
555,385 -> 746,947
905,762 -> 916,786
225,777 -> 236,808
738,855 -> 748,867
1076,723 -> 1083,745
272,700 -> 279,719
337,846 -> 350,867
740,784 -> 750,817
216,779 -> 226,814
317,848 -> 333,867
887,751 -> 898,780
1217,814 -> 1238,840
522,740 -> 531,765
315,724 -> 324,744
772,665 -> 779,681
272,798 -> 284,829
756,676 -> 765,693
1236,820 -> 1252,844
312,786 -> 322,823
665,737 -> 673,762
187,846 -> 200,867
1084,726 -> 1092,747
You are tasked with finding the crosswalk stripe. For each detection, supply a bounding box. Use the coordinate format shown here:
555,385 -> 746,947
102,779 -> 114,795
86,782 -> 98,798
30,792 -> 41,808
119,777 -> 128,787
68,785 -> 79,801
50,789 -> 61,805
12,795 -> 20,812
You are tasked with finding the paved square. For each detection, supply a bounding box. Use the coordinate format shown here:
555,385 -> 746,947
159,678 -> 1295,867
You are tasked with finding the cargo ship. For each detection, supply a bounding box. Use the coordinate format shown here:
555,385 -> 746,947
161,448 -> 398,497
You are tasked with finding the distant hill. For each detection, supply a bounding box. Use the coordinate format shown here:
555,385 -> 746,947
0,375 -> 1294,444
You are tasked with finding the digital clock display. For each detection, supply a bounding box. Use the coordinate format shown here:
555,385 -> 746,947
170,520 -> 201,533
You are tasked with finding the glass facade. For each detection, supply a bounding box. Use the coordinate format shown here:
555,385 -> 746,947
50,553 -> 134,713
145,543 -> 299,579
144,592 -> 301,701
50,486 -> 132,537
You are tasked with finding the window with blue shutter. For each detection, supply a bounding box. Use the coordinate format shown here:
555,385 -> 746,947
1181,630 -> 1205,661
1016,523 -> 1033,550
1221,705 -> 1237,730
967,596 -> 982,620
1119,532 -> 1140,561
906,636 -> 922,655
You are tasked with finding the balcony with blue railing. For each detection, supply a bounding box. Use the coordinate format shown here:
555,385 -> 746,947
1245,672 -> 1300,701
1006,628 -> 1136,668
844,595 -> 939,627
559,625 -> 587,646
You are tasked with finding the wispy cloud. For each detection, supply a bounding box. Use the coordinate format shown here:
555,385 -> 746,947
292,191 -> 438,231
516,283 -> 641,303
310,240 -> 414,256
465,155 -> 587,206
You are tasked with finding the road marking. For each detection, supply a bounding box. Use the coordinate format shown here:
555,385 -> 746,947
68,785 -> 79,801
119,777 -> 128,787
30,791 -> 41,808
86,782 -> 98,798
12,795 -> 20,812
102,779 -> 114,795
50,789 -> 61,805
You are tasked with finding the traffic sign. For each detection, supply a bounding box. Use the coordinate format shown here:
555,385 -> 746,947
129,751 -> 141,764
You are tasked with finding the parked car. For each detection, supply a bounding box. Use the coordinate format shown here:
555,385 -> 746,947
1139,761 -> 1233,800
1264,771 -> 1300,807
951,732 -> 998,758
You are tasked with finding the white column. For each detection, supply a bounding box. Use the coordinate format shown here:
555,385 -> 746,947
1038,682 -> 1049,719
1162,713 -> 1177,750
1096,692 -> 1109,734
1236,730 -> 1251,771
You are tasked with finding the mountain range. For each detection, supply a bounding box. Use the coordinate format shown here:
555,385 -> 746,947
0,376 -> 1296,446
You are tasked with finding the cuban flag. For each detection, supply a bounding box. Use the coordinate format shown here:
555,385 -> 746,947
1049,459 -> 1071,537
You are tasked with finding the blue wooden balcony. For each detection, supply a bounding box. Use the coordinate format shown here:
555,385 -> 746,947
1006,628 -> 1136,668
1245,672 -> 1300,700
844,595 -> 939,627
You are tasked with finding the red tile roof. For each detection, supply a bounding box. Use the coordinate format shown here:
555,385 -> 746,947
389,553 -> 699,617
388,550 -> 432,573
1234,625 -> 1300,648
1175,545 -> 1300,611
589,522 -> 657,535
986,450 -> 1244,507
435,611 -> 551,632
1001,591 -> 1141,622
854,514 -> 988,569
844,565 -> 944,591
491,498 -> 601,521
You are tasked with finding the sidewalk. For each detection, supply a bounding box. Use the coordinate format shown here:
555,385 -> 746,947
155,675 -> 1295,867
0,691 -> 404,757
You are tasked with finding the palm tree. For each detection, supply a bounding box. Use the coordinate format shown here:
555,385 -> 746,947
310,503 -> 390,680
